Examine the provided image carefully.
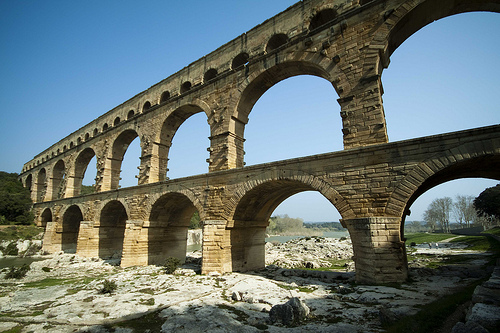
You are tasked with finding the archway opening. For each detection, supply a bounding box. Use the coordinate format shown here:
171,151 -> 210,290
148,193 -> 198,266
244,74 -> 341,166
157,106 -> 209,180
119,136 -> 141,188
36,168 -> 47,202
61,205 -> 82,253
110,129 -> 140,189
75,148 -> 96,196
51,160 -> 65,200
99,200 -> 127,261
383,12 -> 500,142
229,179 -> 344,272
40,208 -> 52,229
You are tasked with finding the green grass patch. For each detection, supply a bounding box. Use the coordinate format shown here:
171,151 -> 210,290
217,304 -> 249,322
449,235 -> 500,253
0,225 -> 44,242
482,227 -> 500,236
384,280 -> 482,333
405,233 -> 455,245
276,283 -> 316,293
109,310 -> 165,332
1,325 -> 23,333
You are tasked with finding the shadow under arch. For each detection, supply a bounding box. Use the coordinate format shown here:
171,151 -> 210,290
110,129 -> 140,189
99,200 -> 128,260
153,104 -> 209,182
61,204 -> 83,253
147,192 -> 201,265
40,208 -> 52,229
226,172 -> 349,272
51,159 -> 65,200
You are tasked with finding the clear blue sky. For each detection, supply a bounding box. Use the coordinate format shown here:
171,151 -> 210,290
0,1 -> 498,222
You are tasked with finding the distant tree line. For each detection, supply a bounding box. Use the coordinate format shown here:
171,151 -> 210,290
266,214 -> 345,236
0,172 -> 34,225
420,184 -> 500,233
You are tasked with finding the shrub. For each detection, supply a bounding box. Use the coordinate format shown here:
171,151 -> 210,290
4,242 -> 19,256
164,257 -> 181,274
5,264 -> 30,279
99,279 -> 117,294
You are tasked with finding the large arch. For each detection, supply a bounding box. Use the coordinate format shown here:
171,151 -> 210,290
227,172 -> 348,272
109,129 -> 140,190
152,104 -> 209,182
386,146 -> 500,232
36,168 -> 47,202
61,205 -> 83,253
71,148 -> 96,197
40,208 -> 52,229
383,0 -> 500,59
147,192 -> 199,265
51,159 -> 65,200
99,200 -> 128,260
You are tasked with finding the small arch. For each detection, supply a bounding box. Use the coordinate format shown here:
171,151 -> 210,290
114,117 -> 121,126
127,110 -> 135,119
148,192 -> 198,265
25,174 -> 33,195
51,159 -> 65,200
109,129 -> 139,189
180,81 -> 192,94
61,205 -> 82,253
266,33 -> 289,53
73,148 -> 96,196
231,52 -> 249,70
160,91 -> 170,104
143,101 -> 151,112
204,69 -> 218,83
309,8 -> 338,31
40,208 -> 52,229
103,123 -> 109,131
63,145 -> 67,151
99,200 -> 127,260
85,133 -> 90,141
36,168 -> 47,202
57,149 -> 60,154
93,128 -> 99,136
77,138 -> 82,144
51,152 -> 55,157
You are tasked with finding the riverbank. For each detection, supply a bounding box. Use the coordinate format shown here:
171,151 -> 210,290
1,235 -> 498,332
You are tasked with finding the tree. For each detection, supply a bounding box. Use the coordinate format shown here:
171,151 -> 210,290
0,172 -> 34,225
189,211 -> 201,229
453,195 -> 476,228
423,197 -> 452,233
474,184 -> 500,226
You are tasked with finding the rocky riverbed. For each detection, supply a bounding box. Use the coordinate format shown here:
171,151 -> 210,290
0,236 -> 497,333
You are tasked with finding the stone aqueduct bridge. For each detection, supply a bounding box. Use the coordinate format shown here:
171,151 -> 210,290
19,0 -> 500,284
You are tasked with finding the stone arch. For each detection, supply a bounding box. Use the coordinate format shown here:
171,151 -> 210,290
204,68 -> 218,83
109,129 -> 140,189
36,168 -> 47,202
152,104 -> 209,182
147,192 -> 202,265
231,52 -> 249,70
61,204 -> 83,253
25,174 -> 33,199
143,101 -> 152,112
226,170 -> 350,272
266,33 -> 289,53
99,200 -> 128,260
113,117 -> 121,126
386,141 -> 500,233
127,110 -> 135,119
180,81 -> 192,94
51,159 -> 65,200
371,0 -> 500,68
308,8 -> 338,31
71,148 -> 96,196
160,91 -> 170,104
40,208 -> 52,228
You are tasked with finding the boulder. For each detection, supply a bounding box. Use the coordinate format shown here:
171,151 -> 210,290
269,297 -> 309,326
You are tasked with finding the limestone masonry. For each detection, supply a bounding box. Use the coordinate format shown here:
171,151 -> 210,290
19,0 -> 500,284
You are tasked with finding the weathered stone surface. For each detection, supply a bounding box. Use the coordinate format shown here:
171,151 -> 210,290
269,297 -> 310,326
